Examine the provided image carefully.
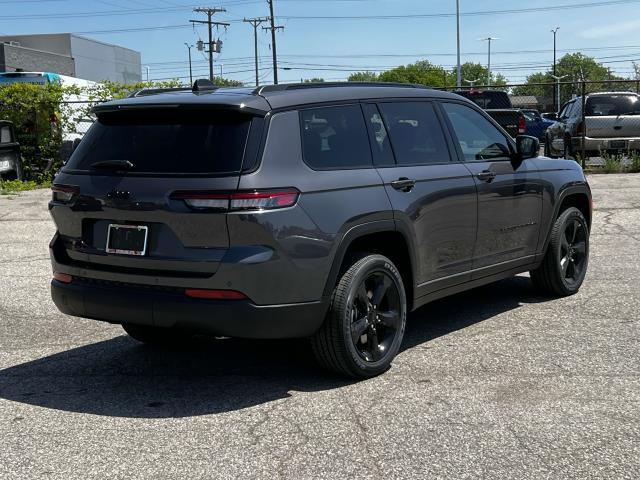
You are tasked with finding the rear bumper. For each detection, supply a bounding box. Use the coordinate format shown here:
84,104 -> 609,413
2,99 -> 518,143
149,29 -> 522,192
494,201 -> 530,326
51,278 -> 328,339
572,136 -> 640,154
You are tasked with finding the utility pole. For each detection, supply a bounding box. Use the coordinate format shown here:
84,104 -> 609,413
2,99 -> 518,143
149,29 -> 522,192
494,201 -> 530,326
456,0 -> 461,88
551,27 -> 560,110
479,37 -> 498,86
244,17 -> 269,87
190,7 -> 229,81
264,0 -> 284,84
184,43 -> 193,85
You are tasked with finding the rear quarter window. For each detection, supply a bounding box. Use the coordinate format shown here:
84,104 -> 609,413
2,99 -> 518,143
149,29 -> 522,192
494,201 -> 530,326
299,104 -> 373,170
65,109 -> 252,175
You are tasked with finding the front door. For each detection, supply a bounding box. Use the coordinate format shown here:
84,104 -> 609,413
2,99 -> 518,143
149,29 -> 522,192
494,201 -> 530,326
439,101 -> 542,275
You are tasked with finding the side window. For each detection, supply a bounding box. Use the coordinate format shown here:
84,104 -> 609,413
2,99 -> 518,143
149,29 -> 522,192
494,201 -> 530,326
559,101 -> 573,119
441,102 -> 512,161
299,105 -> 372,170
378,102 -> 450,165
362,103 -> 395,166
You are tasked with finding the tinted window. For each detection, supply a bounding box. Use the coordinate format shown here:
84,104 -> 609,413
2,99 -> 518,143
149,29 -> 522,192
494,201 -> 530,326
66,109 -> 251,174
300,105 -> 372,169
455,91 -> 512,109
378,102 -> 450,165
363,104 -> 395,166
559,102 -> 574,119
586,94 -> 640,116
441,102 -> 512,161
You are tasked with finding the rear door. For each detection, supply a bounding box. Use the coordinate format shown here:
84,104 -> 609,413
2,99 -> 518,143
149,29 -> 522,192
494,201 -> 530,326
50,107 -> 261,279
364,101 -> 478,292
439,101 -> 542,274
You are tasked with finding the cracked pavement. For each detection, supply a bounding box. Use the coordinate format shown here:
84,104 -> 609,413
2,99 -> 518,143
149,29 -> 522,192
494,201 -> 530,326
0,174 -> 639,479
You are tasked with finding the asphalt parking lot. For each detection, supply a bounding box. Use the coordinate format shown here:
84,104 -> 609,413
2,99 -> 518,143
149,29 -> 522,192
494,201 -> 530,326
0,173 -> 639,479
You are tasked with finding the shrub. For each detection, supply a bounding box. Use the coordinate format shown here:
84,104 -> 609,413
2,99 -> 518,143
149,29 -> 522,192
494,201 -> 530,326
602,153 -> 623,173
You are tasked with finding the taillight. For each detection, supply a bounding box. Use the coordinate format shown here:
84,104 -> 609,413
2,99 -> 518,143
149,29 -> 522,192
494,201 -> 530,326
518,115 -> 526,135
185,289 -> 247,300
53,272 -> 73,284
172,189 -> 299,211
576,121 -> 585,135
51,184 -> 79,203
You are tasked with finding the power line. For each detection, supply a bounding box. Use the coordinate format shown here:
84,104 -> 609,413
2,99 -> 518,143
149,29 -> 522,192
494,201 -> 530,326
243,17 -> 270,86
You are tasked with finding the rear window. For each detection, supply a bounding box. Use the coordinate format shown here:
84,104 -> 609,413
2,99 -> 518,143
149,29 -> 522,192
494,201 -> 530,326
456,91 -> 512,109
585,95 -> 640,116
299,105 -> 372,170
65,109 -> 252,174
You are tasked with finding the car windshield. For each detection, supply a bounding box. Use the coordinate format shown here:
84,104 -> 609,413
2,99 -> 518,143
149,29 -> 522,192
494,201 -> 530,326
522,111 -> 540,121
585,95 -> 640,116
65,109 -> 252,174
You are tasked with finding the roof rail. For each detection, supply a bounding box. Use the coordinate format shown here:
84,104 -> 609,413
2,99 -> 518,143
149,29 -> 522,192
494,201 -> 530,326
253,81 -> 431,95
128,87 -> 191,98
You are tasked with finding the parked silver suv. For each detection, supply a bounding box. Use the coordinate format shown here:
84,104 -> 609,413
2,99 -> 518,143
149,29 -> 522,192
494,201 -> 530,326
545,92 -> 640,158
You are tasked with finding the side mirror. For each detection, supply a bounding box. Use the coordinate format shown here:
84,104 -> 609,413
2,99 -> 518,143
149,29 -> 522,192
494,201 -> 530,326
516,135 -> 539,160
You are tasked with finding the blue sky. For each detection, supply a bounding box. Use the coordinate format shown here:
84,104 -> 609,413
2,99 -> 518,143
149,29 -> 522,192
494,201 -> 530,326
1,0 -> 640,85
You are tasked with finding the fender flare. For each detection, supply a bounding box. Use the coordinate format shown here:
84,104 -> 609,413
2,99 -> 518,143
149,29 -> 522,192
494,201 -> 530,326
321,219 -> 418,300
541,183 -> 592,253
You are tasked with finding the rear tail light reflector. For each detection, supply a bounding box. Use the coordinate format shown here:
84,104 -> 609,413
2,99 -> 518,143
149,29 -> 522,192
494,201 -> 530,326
518,115 -> 526,135
185,289 -> 247,300
576,121 -> 585,135
53,272 -> 73,284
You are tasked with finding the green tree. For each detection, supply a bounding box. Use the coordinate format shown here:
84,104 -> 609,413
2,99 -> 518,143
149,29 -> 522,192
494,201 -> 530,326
348,71 -> 380,82
512,53 -> 627,100
377,60 -> 447,87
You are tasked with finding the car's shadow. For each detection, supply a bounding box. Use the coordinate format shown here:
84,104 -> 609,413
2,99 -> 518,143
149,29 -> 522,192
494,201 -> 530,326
0,276 -> 546,418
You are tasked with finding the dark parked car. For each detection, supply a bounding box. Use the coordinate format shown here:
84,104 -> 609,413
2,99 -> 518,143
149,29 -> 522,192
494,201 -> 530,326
521,109 -> 555,140
0,121 -> 22,180
545,92 -> 640,158
454,89 -> 526,138
50,81 -> 592,378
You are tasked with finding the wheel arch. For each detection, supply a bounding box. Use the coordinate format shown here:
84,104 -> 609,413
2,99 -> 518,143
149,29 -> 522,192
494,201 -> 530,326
322,221 -> 417,311
541,185 -> 592,254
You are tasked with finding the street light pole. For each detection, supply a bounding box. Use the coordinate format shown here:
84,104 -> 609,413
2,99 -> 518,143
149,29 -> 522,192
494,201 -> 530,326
456,0 -> 461,88
550,74 -> 568,112
184,43 -> 193,85
479,37 -> 498,86
551,27 -> 560,109
144,66 -> 150,82
463,78 -> 480,88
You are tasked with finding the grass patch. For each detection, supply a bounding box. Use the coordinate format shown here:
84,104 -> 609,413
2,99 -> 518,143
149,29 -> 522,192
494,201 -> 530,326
602,153 -> 623,174
0,179 -> 51,195
627,153 -> 640,173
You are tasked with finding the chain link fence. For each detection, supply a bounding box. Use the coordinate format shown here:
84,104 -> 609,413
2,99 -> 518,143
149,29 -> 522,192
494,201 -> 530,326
2,81 -> 640,179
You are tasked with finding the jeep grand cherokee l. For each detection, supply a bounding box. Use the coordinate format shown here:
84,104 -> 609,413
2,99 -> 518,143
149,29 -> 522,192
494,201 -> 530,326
50,81 -> 592,378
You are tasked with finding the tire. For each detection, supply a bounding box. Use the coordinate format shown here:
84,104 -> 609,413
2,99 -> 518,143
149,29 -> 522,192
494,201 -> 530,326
122,323 -> 192,346
530,207 -> 589,296
311,254 -> 407,379
564,138 -> 573,160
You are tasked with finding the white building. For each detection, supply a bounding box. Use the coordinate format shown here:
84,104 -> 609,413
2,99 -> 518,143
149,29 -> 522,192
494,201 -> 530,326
0,33 -> 141,83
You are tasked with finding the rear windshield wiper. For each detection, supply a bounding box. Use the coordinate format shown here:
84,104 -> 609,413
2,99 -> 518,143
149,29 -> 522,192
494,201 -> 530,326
89,160 -> 135,170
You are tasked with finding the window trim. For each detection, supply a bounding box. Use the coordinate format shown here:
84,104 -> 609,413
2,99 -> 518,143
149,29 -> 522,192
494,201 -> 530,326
297,103 -> 375,172
369,99 -> 454,168
436,100 -> 516,164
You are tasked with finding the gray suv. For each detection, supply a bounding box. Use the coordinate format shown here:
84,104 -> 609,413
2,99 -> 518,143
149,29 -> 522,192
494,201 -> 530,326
50,81 -> 592,378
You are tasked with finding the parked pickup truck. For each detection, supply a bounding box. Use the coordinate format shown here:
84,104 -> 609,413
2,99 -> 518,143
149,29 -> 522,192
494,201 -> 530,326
454,90 -> 526,138
545,92 -> 640,159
